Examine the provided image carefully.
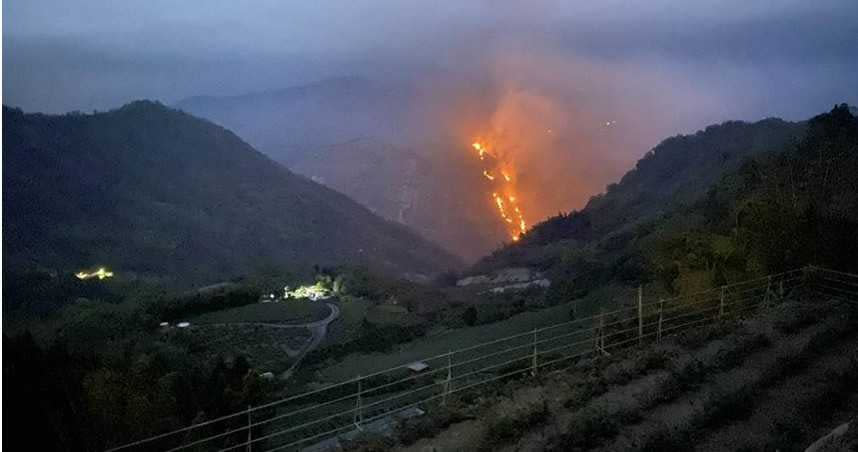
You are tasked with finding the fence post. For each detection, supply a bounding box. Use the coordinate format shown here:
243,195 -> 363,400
594,310 -> 601,354
719,286 -> 726,319
657,299 -> 664,343
354,375 -> 363,431
638,285 -> 644,345
246,405 -> 252,452
765,275 -> 773,304
442,351 -> 452,406
531,328 -> 538,376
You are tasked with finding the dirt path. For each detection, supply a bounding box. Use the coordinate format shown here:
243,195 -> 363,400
193,302 -> 340,377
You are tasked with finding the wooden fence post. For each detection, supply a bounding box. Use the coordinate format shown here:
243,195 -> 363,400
594,310 -> 601,354
765,275 -> 773,304
531,328 -> 538,376
246,405 -> 252,452
638,286 -> 644,345
354,375 -> 363,431
442,351 -> 452,406
657,299 -> 664,343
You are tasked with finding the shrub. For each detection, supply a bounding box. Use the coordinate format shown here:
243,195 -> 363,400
462,306 -> 478,326
560,407 -> 619,449
480,401 -> 549,450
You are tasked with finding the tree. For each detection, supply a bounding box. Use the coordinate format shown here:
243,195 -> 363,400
462,306 -> 478,326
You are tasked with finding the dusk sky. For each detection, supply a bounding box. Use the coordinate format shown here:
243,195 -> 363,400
5,1 -> 856,118
4,0 -> 858,204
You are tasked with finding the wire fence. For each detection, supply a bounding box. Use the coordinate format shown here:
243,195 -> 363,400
107,266 -> 857,452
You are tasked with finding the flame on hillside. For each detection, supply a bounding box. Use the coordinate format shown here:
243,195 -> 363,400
471,141 -> 527,241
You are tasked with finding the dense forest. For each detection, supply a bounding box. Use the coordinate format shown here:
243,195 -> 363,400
476,104 -> 857,303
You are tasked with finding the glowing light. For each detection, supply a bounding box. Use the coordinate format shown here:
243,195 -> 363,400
283,282 -> 331,301
75,267 -> 114,280
483,170 -> 495,181
502,171 -> 512,182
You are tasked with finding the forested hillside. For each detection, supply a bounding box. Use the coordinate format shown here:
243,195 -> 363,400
476,105 -> 857,303
3,102 -> 460,290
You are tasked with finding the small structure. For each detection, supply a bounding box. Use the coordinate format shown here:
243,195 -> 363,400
159,322 -> 169,327
406,362 -> 429,373
177,322 -> 190,328
258,372 -> 275,380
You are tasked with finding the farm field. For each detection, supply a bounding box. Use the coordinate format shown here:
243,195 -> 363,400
191,300 -> 328,324
381,293 -> 858,452
314,286 -> 628,382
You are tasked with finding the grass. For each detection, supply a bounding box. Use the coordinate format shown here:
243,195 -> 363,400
191,300 -> 327,324
479,401 -> 550,451
316,296 -> 608,382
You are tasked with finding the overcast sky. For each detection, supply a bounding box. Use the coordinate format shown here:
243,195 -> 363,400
4,1 -> 858,187
4,1 -> 856,116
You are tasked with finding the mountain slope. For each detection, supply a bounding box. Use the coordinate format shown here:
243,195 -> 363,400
289,137 -> 509,261
176,77 -> 511,261
2,101 -> 461,285
473,115 -> 806,275
472,105 -> 857,304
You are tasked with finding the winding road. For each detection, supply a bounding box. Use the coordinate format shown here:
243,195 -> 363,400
196,302 -> 340,379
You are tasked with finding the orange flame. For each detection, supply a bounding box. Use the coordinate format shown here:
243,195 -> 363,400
471,140 -> 529,242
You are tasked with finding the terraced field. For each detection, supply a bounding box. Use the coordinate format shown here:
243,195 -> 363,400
380,293 -> 858,452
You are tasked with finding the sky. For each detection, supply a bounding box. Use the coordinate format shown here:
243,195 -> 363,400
4,0 -> 858,226
5,1 -> 857,117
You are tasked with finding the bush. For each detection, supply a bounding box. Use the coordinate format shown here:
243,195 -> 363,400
561,407 -> 619,449
480,401 -> 549,450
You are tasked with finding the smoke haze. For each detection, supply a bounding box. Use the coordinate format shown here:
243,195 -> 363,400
5,0 -> 857,252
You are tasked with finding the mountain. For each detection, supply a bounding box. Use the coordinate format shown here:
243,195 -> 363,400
175,78 -> 510,260
288,137 -> 509,261
471,114 -> 808,292
473,105 -> 858,304
2,101 -> 461,286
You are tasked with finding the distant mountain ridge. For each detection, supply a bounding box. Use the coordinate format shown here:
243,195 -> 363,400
175,77 -> 510,260
3,101 -> 461,286
175,76 -> 418,162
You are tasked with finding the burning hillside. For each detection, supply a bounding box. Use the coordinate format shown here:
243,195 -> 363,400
470,141 -> 527,241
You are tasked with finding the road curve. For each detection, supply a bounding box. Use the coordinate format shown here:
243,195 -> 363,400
190,302 -> 340,379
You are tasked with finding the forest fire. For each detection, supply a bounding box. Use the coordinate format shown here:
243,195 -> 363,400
471,141 -> 528,241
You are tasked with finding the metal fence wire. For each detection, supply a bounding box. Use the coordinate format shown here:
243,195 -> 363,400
107,266 -> 856,452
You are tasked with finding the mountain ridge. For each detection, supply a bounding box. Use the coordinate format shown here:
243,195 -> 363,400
3,100 -> 461,286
